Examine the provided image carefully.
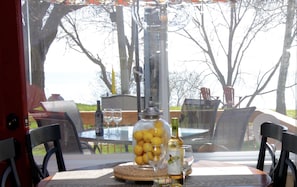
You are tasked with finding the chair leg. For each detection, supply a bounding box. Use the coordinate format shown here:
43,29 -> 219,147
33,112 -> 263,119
93,143 -> 101,154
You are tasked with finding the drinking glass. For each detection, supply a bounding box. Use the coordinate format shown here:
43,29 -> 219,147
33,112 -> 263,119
103,108 -> 113,135
182,145 -> 194,186
112,108 -> 122,135
147,144 -> 167,187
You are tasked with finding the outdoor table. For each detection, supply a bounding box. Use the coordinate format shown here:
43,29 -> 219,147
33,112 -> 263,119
79,126 -> 209,152
37,159 -> 271,187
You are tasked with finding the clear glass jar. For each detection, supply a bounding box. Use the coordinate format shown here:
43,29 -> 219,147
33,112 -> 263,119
132,102 -> 170,166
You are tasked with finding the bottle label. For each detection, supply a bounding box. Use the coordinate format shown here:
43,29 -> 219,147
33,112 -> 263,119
167,148 -> 182,175
95,110 -> 104,136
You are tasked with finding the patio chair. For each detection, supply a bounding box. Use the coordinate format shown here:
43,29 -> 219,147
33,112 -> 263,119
223,86 -> 234,108
27,124 -> 66,185
198,107 -> 256,152
32,111 -> 94,154
0,138 -> 21,187
273,132 -> 297,187
223,86 -> 241,108
41,100 -> 100,153
180,99 -> 220,151
256,122 -> 287,180
200,87 -> 211,101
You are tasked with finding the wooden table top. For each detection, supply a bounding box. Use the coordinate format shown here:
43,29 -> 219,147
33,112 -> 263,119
37,160 -> 271,187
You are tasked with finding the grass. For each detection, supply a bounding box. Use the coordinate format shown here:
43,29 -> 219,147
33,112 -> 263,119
287,110 -> 296,119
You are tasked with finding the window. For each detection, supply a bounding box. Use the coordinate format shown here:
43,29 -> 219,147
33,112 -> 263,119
23,0 -> 297,155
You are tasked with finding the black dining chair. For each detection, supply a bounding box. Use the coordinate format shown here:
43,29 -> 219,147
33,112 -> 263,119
0,138 -> 21,187
27,124 -> 66,185
256,122 -> 288,179
273,132 -> 297,187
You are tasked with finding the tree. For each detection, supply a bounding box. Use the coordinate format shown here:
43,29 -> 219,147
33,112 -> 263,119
24,1 -> 134,96
181,1 -> 285,108
58,6 -> 135,94
60,6 -> 134,94
276,0 -> 297,114
169,70 -> 204,106
24,0 -> 84,89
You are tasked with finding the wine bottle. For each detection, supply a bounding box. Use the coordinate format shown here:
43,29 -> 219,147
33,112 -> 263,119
95,100 -> 104,136
167,117 -> 184,186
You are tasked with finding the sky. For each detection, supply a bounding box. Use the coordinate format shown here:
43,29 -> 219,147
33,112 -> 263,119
44,5 -> 297,110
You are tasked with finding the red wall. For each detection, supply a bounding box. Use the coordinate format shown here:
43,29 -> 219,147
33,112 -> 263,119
0,0 -> 32,186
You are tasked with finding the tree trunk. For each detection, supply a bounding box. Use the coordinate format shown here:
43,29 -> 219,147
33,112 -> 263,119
116,6 -> 129,94
27,0 -> 82,91
276,0 -> 295,114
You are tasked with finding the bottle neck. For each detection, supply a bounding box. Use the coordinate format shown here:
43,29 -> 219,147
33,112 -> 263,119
171,117 -> 179,137
97,101 -> 101,110
172,124 -> 179,137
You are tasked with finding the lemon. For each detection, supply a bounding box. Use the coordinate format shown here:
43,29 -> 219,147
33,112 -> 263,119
137,140 -> 144,146
134,144 -> 143,156
151,137 -> 162,145
142,154 -> 148,164
145,151 -> 154,163
154,120 -> 163,128
143,142 -> 152,152
135,156 -> 144,165
143,131 -> 153,143
152,127 -> 164,137
152,146 -> 161,156
133,130 -> 143,141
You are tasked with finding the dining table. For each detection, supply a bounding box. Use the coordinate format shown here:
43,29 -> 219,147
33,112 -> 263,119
37,159 -> 271,187
79,126 -> 209,152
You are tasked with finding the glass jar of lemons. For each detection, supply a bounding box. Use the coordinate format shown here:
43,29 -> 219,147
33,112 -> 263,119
132,101 -> 170,166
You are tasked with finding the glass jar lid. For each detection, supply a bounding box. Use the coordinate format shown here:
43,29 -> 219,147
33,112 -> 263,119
141,101 -> 163,119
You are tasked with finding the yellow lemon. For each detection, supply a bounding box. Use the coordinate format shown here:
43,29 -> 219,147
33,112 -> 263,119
134,144 -> 143,156
142,152 -> 151,164
137,140 -> 144,146
143,131 -> 153,143
154,120 -> 163,128
145,151 -> 154,163
143,142 -> 152,152
152,147 -> 161,156
148,128 -> 155,135
151,137 -> 162,145
133,130 -> 143,141
148,151 -> 154,160
135,156 -> 144,165
152,127 -> 164,137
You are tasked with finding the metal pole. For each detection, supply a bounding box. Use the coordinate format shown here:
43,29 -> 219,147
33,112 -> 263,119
133,18 -> 142,120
